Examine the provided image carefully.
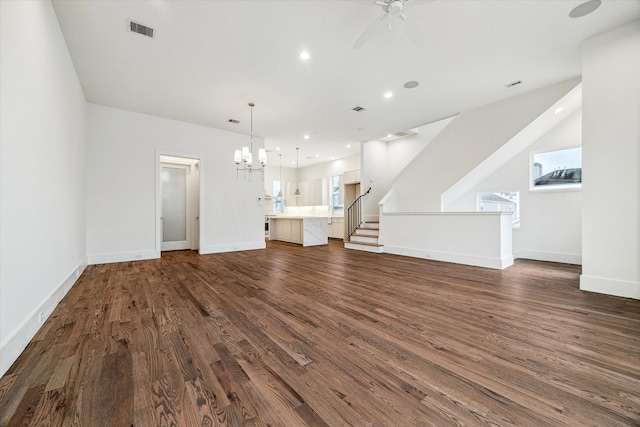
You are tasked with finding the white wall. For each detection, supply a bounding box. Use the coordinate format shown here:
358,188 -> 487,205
361,140 -> 391,221
361,117 -> 455,221
448,110 -> 583,264
581,21 -> 640,299
387,117 -> 455,177
390,80 -> 579,212
86,104 -> 265,262
0,1 -> 87,376
297,154 -> 360,181
380,211 -> 513,269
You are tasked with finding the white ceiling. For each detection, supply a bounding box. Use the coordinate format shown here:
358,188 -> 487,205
51,0 -> 640,167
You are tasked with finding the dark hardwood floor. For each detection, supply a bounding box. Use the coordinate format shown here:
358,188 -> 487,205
1,240 -> 639,426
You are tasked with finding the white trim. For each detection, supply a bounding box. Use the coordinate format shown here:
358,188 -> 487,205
515,250 -> 582,265
529,145 -> 582,192
384,245 -> 513,270
87,250 -> 159,265
156,150 -> 203,256
580,275 -> 640,300
200,241 -> 266,254
0,257 -> 87,377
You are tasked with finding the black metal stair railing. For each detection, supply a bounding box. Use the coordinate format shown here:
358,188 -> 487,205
346,187 -> 371,240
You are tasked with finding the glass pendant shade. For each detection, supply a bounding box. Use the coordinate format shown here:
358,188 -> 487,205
258,148 -> 267,166
234,149 -> 242,164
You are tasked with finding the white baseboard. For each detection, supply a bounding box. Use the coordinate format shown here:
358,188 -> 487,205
344,242 -> 385,253
580,274 -> 640,300
0,257 -> 87,377
200,241 -> 266,255
87,250 -> 159,265
516,250 -> 582,265
384,245 -> 513,270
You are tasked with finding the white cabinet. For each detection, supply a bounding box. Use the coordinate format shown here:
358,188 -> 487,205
270,217 -> 328,246
270,218 -> 303,244
329,217 -> 344,239
343,169 -> 360,184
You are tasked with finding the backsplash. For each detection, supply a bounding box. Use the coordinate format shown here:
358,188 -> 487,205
285,205 -> 330,216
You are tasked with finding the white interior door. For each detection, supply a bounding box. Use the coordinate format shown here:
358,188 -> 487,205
161,164 -> 191,251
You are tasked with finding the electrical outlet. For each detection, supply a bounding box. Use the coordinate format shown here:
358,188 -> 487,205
39,312 -> 45,324
134,254 -> 142,259
424,253 -> 432,259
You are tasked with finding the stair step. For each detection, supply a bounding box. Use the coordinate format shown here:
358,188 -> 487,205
344,241 -> 385,253
354,228 -> 379,237
360,222 -> 379,230
350,235 -> 379,244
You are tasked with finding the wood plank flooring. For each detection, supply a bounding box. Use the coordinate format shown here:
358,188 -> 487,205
1,240 -> 639,426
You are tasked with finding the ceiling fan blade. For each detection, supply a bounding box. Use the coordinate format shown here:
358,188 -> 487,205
400,18 -> 425,48
353,14 -> 388,49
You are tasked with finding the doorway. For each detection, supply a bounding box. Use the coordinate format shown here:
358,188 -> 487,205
158,155 -> 200,252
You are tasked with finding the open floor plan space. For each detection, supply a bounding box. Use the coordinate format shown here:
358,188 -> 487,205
0,241 -> 639,426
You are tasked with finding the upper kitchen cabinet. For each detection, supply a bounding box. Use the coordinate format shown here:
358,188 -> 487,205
343,169 -> 360,184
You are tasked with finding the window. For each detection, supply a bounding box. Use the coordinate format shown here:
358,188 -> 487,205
531,146 -> 582,190
331,175 -> 343,213
478,191 -> 520,225
273,180 -> 283,213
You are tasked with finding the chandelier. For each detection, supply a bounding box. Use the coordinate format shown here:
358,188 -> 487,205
234,102 -> 266,180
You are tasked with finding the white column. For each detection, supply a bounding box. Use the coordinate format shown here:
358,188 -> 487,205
580,21 -> 640,299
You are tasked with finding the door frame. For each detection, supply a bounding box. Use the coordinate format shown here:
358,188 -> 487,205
156,152 -> 202,254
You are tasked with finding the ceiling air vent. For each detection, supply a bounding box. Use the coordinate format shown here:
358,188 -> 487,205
381,130 -> 417,142
129,21 -> 155,38
352,106 -> 365,112
228,119 -> 240,124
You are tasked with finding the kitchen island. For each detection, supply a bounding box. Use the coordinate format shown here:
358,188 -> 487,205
268,216 -> 328,246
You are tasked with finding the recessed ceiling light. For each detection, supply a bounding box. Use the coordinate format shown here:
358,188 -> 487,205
384,91 -> 393,99
346,144 -> 351,148
291,161 -> 296,165
569,0 -> 602,18
276,147 -> 281,151
387,134 -> 392,138
304,134 -> 310,139
554,107 -> 564,115
331,157 -> 335,160
299,51 -> 310,60
315,154 -> 319,157
404,81 -> 419,89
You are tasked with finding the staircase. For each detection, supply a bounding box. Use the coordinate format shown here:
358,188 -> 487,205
344,221 -> 384,253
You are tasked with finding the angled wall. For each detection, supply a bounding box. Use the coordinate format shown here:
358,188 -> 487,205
389,79 -> 580,213
361,116 -> 455,221
447,110 -> 583,264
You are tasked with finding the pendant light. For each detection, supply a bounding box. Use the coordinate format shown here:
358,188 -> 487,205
293,147 -> 301,196
233,102 -> 266,180
277,154 -> 283,198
